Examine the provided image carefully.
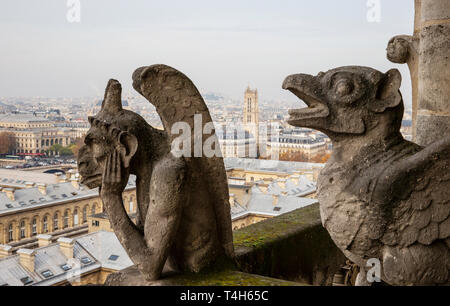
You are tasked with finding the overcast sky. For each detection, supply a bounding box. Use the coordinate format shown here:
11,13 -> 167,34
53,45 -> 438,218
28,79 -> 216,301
0,0 -> 414,106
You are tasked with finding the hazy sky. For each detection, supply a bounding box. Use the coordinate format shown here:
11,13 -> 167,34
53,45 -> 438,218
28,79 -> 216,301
0,0 -> 414,106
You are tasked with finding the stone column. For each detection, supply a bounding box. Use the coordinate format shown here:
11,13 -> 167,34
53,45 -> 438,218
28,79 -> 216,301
387,0 -> 450,145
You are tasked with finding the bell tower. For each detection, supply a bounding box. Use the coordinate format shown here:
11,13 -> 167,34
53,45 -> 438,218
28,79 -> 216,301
243,86 -> 259,156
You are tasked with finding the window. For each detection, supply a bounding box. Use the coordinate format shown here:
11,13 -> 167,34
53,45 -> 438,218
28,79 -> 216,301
63,210 -> 69,229
108,255 -> 119,261
20,277 -> 33,285
273,207 -> 281,212
61,264 -> 72,271
41,270 -> 53,278
129,201 -> 134,214
80,257 -> 92,265
20,221 -> 26,239
53,213 -> 59,230
43,216 -> 48,233
73,209 -> 79,226
82,206 -> 87,223
31,218 -> 37,236
91,204 -> 96,216
8,224 -> 13,242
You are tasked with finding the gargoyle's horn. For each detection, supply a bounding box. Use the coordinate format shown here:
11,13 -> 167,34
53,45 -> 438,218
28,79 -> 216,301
102,79 -> 123,113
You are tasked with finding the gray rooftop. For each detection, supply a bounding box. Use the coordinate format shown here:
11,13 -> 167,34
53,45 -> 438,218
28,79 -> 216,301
0,230 -> 133,286
0,176 -> 136,215
224,157 -> 324,173
231,191 -> 317,220
0,113 -> 50,123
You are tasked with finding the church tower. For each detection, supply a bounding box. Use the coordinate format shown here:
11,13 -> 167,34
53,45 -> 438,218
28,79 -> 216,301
243,86 -> 259,157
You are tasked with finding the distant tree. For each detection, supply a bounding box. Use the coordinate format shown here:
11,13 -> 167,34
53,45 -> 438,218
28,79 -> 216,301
0,132 -> 16,154
49,143 -> 75,156
310,152 -> 331,163
278,151 -> 309,162
49,144 -> 64,153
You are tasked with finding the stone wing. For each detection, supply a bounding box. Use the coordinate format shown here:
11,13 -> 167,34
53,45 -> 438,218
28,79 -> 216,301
132,64 -> 234,258
380,137 -> 450,249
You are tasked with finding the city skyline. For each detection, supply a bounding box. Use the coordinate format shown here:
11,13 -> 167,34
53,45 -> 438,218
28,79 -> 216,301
0,1 -> 414,107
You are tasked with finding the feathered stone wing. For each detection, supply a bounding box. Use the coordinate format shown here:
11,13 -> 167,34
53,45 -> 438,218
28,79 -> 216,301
132,64 -> 234,258
378,136 -> 450,250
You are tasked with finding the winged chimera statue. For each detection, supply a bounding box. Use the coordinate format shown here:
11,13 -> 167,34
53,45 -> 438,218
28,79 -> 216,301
77,64 -> 234,281
283,66 -> 450,286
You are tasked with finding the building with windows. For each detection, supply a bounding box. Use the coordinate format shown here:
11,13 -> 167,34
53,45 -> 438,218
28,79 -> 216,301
0,113 -> 77,155
216,124 -> 257,158
225,157 -> 322,230
0,230 -> 134,286
266,128 -> 329,159
0,173 -> 136,249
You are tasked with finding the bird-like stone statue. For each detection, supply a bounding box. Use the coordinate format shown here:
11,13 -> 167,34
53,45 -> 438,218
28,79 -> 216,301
283,66 -> 449,285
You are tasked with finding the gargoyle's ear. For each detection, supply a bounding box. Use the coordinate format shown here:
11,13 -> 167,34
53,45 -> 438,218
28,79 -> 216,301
118,131 -> 138,168
370,69 -> 402,113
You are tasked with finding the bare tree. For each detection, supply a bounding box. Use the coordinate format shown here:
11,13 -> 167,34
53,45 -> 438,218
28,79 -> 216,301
0,132 -> 16,154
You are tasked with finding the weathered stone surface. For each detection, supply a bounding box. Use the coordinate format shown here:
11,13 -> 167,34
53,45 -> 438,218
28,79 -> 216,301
388,0 -> 450,146
105,266 -> 306,286
284,66 -> 450,285
233,203 -> 346,286
78,65 -> 234,282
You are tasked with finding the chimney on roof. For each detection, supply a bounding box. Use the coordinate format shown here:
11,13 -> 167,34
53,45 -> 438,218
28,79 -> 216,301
37,234 -> 52,248
263,177 -> 273,184
66,169 -> 75,180
3,188 -> 15,201
272,194 -> 279,206
0,245 -> 13,258
17,249 -> 36,272
70,177 -> 79,189
57,237 -> 74,259
25,182 -> 34,189
56,173 -> 67,183
229,193 -> 235,206
290,175 -> 300,185
37,184 -> 47,195
277,179 -> 287,189
257,183 -> 268,193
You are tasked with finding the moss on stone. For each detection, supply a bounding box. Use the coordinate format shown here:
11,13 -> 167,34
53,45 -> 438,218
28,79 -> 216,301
231,203 -> 346,285
169,270 -> 307,286
233,203 -> 321,249
105,265 -> 307,286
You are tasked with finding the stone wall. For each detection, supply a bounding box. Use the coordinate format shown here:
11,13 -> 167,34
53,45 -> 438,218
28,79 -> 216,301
233,203 -> 346,286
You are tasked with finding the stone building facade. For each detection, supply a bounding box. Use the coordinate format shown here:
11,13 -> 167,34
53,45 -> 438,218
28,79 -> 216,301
0,113 -> 74,155
0,181 -> 136,246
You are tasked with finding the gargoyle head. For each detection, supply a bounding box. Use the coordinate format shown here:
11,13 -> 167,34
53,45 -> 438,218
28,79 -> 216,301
78,79 -> 146,188
283,66 -> 404,138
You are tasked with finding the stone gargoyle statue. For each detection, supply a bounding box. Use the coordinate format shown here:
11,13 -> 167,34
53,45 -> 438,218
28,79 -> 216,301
283,66 -> 450,286
77,64 -> 234,282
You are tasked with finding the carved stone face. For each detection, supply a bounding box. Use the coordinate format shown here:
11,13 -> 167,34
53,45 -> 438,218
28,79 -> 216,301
283,66 -> 403,136
386,36 -> 410,64
77,79 -> 141,189
78,120 -> 114,188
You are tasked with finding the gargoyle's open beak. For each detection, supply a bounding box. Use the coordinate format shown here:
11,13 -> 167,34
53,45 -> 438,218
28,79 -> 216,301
283,74 -> 329,127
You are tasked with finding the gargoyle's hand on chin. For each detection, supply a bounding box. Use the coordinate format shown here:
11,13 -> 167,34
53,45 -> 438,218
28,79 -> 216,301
101,148 -> 130,201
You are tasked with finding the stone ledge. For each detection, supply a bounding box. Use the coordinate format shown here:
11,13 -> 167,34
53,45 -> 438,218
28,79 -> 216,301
233,203 -> 346,285
105,203 -> 345,286
105,265 -> 306,286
